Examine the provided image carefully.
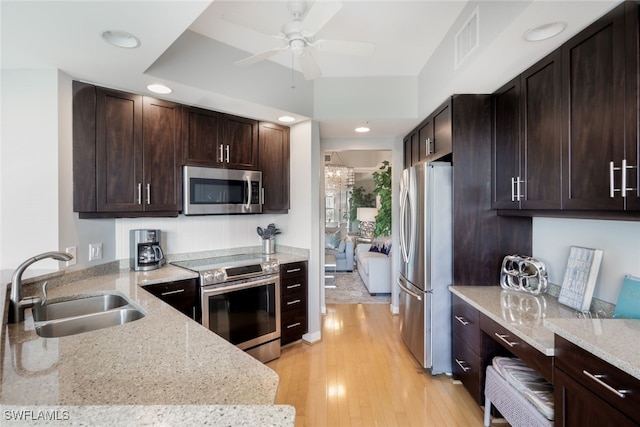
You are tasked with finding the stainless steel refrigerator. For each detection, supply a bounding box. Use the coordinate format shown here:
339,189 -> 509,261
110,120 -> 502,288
398,162 -> 452,374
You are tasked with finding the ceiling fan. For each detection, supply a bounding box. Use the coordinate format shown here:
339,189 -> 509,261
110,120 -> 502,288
229,1 -> 375,80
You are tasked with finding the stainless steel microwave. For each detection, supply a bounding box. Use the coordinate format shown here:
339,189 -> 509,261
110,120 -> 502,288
182,166 -> 262,215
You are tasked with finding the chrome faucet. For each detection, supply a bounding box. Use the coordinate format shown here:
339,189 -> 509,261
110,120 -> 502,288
8,251 -> 73,324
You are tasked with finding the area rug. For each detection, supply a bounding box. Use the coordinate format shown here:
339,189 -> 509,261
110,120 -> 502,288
325,271 -> 391,304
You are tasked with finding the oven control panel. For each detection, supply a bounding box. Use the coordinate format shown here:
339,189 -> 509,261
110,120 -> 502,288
201,260 -> 279,285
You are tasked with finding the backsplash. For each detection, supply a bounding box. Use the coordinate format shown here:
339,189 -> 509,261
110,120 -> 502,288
532,217 -> 640,305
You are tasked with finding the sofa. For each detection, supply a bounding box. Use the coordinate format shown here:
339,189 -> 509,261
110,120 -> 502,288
355,242 -> 391,294
325,229 -> 354,272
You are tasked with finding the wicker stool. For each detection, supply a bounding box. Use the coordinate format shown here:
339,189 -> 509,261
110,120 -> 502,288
484,365 -> 553,427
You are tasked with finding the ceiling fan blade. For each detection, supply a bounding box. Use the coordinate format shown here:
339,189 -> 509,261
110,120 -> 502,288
221,11 -> 280,37
315,39 -> 375,56
298,53 -> 322,80
235,47 -> 287,67
302,0 -> 343,35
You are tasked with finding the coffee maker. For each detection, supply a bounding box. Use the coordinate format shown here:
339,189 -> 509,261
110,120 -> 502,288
130,229 -> 165,271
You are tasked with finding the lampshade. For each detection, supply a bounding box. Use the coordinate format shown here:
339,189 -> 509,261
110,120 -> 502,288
357,207 -> 378,222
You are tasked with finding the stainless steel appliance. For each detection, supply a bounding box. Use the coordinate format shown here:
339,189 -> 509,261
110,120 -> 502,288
130,229 -> 165,271
172,254 -> 281,363
182,166 -> 262,215
398,162 -> 452,374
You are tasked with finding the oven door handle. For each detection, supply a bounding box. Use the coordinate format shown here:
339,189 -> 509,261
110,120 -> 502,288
201,275 -> 279,297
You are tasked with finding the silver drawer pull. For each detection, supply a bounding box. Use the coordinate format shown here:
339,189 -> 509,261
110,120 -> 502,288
161,289 -> 185,296
583,370 -> 629,399
286,322 -> 301,329
455,358 -> 471,372
455,315 -> 469,326
287,283 -> 302,289
287,268 -> 301,273
287,299 -> 301,305
494,333 -> 518,347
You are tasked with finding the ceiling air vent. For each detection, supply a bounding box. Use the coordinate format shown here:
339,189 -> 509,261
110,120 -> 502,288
455,7 -> 479,69
324,153 -> 333,163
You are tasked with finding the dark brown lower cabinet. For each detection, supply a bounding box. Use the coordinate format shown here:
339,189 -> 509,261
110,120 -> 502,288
280,261 -> 308,345
554,335 -> 640,427
142,278 -> 199,321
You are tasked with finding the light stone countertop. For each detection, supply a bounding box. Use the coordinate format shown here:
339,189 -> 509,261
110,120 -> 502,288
544,318 -> 640,381
0,253 -> 305,426
449,285 -> 580,355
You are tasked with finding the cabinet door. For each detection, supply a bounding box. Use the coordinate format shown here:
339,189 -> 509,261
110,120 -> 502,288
259,122 -> 290,213
410,131 -> 419,167
562,5 -> 626,210
433,99 -> 452,157
182,106 -> 222,166
624,1 -> 640,210
403,135 -> 412,169
417,118 -> 433,163
143,279 -> 199,321
492,77 -> 521,209
520,50 -> 562,209
96,87 -> 143,212
224,114 -> 258,169
142,97 -> 182,212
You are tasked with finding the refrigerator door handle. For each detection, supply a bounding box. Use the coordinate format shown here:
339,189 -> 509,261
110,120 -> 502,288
399,175 -> 410,263
397,276 -> 424,301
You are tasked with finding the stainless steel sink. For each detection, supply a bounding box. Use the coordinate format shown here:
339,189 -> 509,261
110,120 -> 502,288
35,308 -> 145,338
32,294 -> 130,322
31,292 -> 146,338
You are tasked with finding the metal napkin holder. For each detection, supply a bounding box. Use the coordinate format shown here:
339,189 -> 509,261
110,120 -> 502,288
500,254 -> 548,295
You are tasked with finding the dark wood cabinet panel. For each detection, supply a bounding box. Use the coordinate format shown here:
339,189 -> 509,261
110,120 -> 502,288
492,51 -> 562,210
403,136 -> 412,169
142,278 -> 199,321
410,129 -> 419,166
259,122 -> 290,213
95,87 -> 143,213
182,106 -> 222,166
432,100 -> 452,159
562,4 -> 627,210
417,118 -> 433,162
224,114 -> 258,169
280,261 -> 308,346
554,335 -> 640,427
623,0 -> 640,211
142,97 -> 182,212
72,81 -> 97,212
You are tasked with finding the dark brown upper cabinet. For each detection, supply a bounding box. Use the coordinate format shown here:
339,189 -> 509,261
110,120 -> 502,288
403,98 -> 453,168
493,50 -> 562,210
562,1 -> 639,211
258,122 -> 290,213
73,82 -> 181,217
182,108 -> 258,170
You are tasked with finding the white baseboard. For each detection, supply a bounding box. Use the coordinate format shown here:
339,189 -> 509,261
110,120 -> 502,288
302,331 -> 322,344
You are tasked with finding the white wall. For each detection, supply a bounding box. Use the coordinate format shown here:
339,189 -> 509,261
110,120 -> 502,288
1,70 -> 61,270
533,218 -> 640,304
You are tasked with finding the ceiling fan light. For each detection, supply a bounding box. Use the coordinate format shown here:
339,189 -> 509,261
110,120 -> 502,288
290,39 -> 306,56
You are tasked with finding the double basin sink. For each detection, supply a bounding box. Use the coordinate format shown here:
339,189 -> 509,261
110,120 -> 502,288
32,292 -> 145,338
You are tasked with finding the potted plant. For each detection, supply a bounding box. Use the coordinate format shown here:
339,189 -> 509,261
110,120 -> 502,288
372,160 -> 392,237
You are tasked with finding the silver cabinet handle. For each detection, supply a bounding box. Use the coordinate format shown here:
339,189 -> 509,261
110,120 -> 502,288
161,289 -> 185,296
287,322 -> 301,329
137,183 -> 142,205
286,268 -> 301,273
219,144 -> 224,163
583,370 -> 629,399
610,160 -> 616,198
455,358 -> 471,372
146,183 -> 151,205
225,145 -> 230,163
287,283 -> 302,289
511,177 -> 517,202
455,315 -> 469,326
516,176 -> 522,201
287,299 -> 301,305
494,333 -> 518,347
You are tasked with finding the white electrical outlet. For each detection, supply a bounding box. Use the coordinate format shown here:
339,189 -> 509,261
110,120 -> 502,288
65,246 -> 77,266
89,243 -> 103,261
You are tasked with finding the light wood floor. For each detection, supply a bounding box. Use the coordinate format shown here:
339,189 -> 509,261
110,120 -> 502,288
267,304 -> 486,426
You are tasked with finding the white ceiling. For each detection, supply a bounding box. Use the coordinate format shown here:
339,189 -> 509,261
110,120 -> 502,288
1,0 -> 621,140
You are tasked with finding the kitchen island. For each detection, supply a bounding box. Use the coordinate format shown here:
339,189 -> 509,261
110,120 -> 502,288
0,260 -> 299,426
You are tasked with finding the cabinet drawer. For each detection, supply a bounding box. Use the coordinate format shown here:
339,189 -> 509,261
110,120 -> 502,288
452,336 -> 483,404
480,314 -> 553,383
451,294 -> 481,353
281,309 -> 307,345
555,335 -> 640,422
280,261 -> 307,280
281,292 -> 306,313
281,278 -> 306,296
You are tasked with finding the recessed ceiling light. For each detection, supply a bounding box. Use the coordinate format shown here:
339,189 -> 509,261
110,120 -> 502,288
101,30 -> 141,49
355,126 -> 370,133
278,116 -> 295,123
523,22 -> 567,42
147,84 -> 172,94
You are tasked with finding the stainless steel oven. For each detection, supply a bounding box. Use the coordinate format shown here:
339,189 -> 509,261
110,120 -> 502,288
172,255 -> 281,363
